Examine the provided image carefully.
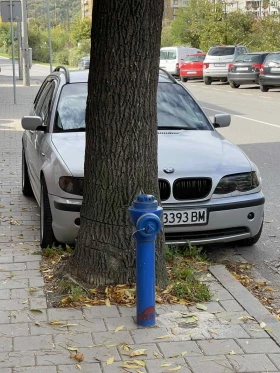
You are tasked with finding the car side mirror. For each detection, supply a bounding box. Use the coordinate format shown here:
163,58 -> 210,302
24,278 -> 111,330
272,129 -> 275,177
213,114 -> 231,128
21,116 -> 43,131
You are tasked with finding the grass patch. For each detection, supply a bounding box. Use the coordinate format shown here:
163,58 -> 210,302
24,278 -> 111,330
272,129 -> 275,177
166,243 -> 211,303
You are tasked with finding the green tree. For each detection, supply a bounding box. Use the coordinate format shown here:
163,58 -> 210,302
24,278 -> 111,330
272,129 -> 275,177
71,18 -> 92,44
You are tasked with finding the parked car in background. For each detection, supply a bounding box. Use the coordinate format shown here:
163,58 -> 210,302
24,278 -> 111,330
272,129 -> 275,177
21,66 -> 264,248
259,52 -> 280,92
203,45 -> 249,85
160,46 -> 202,76
78,56 -> 90,70
180,53 -> 206,82
228,52 -> 270,88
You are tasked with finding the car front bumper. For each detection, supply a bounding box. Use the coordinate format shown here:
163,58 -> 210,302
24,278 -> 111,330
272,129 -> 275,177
163,192 -> 264,245
228,72 -> 260,84
48,192 -> 264,246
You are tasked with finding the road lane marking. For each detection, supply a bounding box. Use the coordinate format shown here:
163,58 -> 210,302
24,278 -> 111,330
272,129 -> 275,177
203,106 -> 280,129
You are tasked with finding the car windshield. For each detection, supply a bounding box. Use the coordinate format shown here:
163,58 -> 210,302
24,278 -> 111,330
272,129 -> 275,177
55,82 -> 211,132
184,55 -> 205,62
234,54 -> 263,63
265,53 -> 280,64
208,47 -> 235,56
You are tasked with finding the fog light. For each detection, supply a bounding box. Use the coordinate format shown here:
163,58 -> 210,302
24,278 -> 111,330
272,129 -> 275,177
75,218 -> 80,226
248,212 -> 254,220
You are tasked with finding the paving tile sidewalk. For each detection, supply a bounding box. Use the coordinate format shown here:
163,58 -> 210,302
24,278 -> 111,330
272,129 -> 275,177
2,84 -> 280,373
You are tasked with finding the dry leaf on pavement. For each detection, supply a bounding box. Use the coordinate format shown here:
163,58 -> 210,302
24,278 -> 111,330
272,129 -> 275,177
114,325 -> 125,333
130,349 -> 147,357
70,352 -> 84,362
106,356 -> 114,365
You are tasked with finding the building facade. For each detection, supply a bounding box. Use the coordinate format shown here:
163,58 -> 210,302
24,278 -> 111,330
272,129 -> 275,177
81,0 -> 93,19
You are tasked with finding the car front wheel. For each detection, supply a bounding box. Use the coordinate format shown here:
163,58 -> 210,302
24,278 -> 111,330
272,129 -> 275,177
40,176 -> 57,248
22,146 -> 33,197
204,77 -> 212,85
260,84 -> 269,92
180,76 -> 188,82
229,81 -> 240,89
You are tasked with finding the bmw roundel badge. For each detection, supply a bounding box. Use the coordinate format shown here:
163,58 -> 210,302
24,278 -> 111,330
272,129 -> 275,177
163,167 -> 175,174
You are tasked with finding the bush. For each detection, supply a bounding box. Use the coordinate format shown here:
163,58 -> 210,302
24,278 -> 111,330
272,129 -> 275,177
53,50 -> 69,65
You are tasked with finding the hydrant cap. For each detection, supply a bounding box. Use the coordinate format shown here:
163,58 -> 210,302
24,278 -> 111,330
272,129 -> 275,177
133,194 -> 158,210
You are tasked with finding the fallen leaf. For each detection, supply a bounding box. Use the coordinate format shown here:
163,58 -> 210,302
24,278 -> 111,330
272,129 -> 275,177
70,352 -> 84,362
66,347 -> 79,352
34,321 -> 40,326
208,328 -> 218,335
30,309 -> 43,313
21,248 -> 30,251
161,363 -> 172,367
153,352 -> 159,358
171,328 -> 178,335
76,364 -> 81,370
156,335 -> 170,339
181,351 -> 187,356
28,288 -> 37,294
168,366 -> 182,371
105,298 -> 111,307
122,364 -> 143,369
260,322 -> 266,329
106,356 -> 114,365
246,341 -> 249,344
207,273 -> 212,278
229,350 -> 236,355
196,303 -> 208,311
130,349 -> 147,357
114,325 -> 125,333
133,359 -> 145,366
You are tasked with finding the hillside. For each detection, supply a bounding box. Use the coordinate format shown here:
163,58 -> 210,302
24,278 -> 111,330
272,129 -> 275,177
27,0 -> 81,27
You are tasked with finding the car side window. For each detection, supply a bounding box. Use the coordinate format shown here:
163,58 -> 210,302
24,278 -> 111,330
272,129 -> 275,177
35,81 -> 56,126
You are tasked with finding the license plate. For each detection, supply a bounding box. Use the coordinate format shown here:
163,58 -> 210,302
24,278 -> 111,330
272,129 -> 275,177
186,71 -> 196,74
214,63 -> 226,67
163,209 -> 207,226
236,67 -> 248,71
271,67 -> 280,73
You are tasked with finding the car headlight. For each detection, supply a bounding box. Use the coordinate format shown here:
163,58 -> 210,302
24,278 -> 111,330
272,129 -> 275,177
59,177 -> 84,196
214,172 -> 260,194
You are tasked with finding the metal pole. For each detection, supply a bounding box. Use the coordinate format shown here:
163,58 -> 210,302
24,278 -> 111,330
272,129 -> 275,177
17,22 -> 23,80
46,0 -> 53,72
21,0 -> 30,86
9,0 -> 16,104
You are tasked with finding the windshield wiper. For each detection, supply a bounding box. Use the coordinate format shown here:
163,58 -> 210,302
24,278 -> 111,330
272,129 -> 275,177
158,126 -> 197,130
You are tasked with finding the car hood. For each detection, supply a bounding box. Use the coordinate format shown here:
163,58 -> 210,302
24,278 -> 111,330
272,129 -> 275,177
51,133 -> 85,177
158,130 -> 251,179
51,131 -> 252,179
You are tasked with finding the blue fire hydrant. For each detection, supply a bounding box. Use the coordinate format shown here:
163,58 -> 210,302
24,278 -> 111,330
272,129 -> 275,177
129,194 -> 163,327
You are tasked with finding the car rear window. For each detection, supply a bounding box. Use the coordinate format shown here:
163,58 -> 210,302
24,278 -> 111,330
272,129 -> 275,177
265,53 -> 280,64
160,50 -> 176,60
184,55 -> 205,62
208,47 -> 235,56
234,54 -> 263,63
55,82 -> 211,132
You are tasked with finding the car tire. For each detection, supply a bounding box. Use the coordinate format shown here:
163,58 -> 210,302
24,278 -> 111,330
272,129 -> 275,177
181,77 -> 188,82
204,77 -> 212,85
221,78 -> 228,83
22,146 -> 33,197
40,176 -> 57,249
237,222 -> 263,247
229,81 -> 240,89
260,84 -> 269,92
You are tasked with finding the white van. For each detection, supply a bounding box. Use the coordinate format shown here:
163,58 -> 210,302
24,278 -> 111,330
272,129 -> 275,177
160,46 -> 202,76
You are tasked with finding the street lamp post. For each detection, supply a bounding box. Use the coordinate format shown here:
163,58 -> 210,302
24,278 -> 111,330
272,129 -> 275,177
46,0 -> 53,72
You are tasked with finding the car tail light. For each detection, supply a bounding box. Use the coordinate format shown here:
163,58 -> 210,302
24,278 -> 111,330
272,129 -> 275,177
252,63 -> 262,71
176,63 -> 180,69
260,64 -> 264,74
228,63 -> 234,69
203,63 -> 209,69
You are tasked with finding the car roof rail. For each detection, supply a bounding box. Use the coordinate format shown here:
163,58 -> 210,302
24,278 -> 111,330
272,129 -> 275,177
159,68 -> 177,83
53,65 -> 70,84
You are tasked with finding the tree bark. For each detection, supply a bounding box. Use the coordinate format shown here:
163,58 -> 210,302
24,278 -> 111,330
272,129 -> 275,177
69,0 -> 168,288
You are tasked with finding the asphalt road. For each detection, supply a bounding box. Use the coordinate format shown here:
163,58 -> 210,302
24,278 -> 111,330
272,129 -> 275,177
186,80 -> 280,289
1,56 -> 280,289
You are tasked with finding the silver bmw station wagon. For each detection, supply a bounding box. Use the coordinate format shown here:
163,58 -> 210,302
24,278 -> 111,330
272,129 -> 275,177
21,66 -> 264,248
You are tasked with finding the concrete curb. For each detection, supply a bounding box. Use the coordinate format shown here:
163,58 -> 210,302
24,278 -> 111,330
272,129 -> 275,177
210,264 -> 280,345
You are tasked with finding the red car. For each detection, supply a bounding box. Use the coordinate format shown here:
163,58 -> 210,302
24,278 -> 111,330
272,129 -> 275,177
180,53 -> 206,82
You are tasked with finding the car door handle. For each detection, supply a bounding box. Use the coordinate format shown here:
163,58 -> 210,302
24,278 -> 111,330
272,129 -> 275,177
41,153 -> 45,157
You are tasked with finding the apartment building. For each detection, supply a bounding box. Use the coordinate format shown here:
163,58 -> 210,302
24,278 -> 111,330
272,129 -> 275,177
81,0 -> 93,19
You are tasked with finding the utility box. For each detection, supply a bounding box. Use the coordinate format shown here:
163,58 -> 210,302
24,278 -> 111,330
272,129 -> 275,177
29,48 -> 32,68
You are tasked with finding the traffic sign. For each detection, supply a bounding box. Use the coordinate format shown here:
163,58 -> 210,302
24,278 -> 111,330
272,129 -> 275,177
0,1 -> 22,22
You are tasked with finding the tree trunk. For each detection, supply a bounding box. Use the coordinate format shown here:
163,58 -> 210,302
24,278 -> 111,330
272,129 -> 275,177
69,0 -> 168,288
